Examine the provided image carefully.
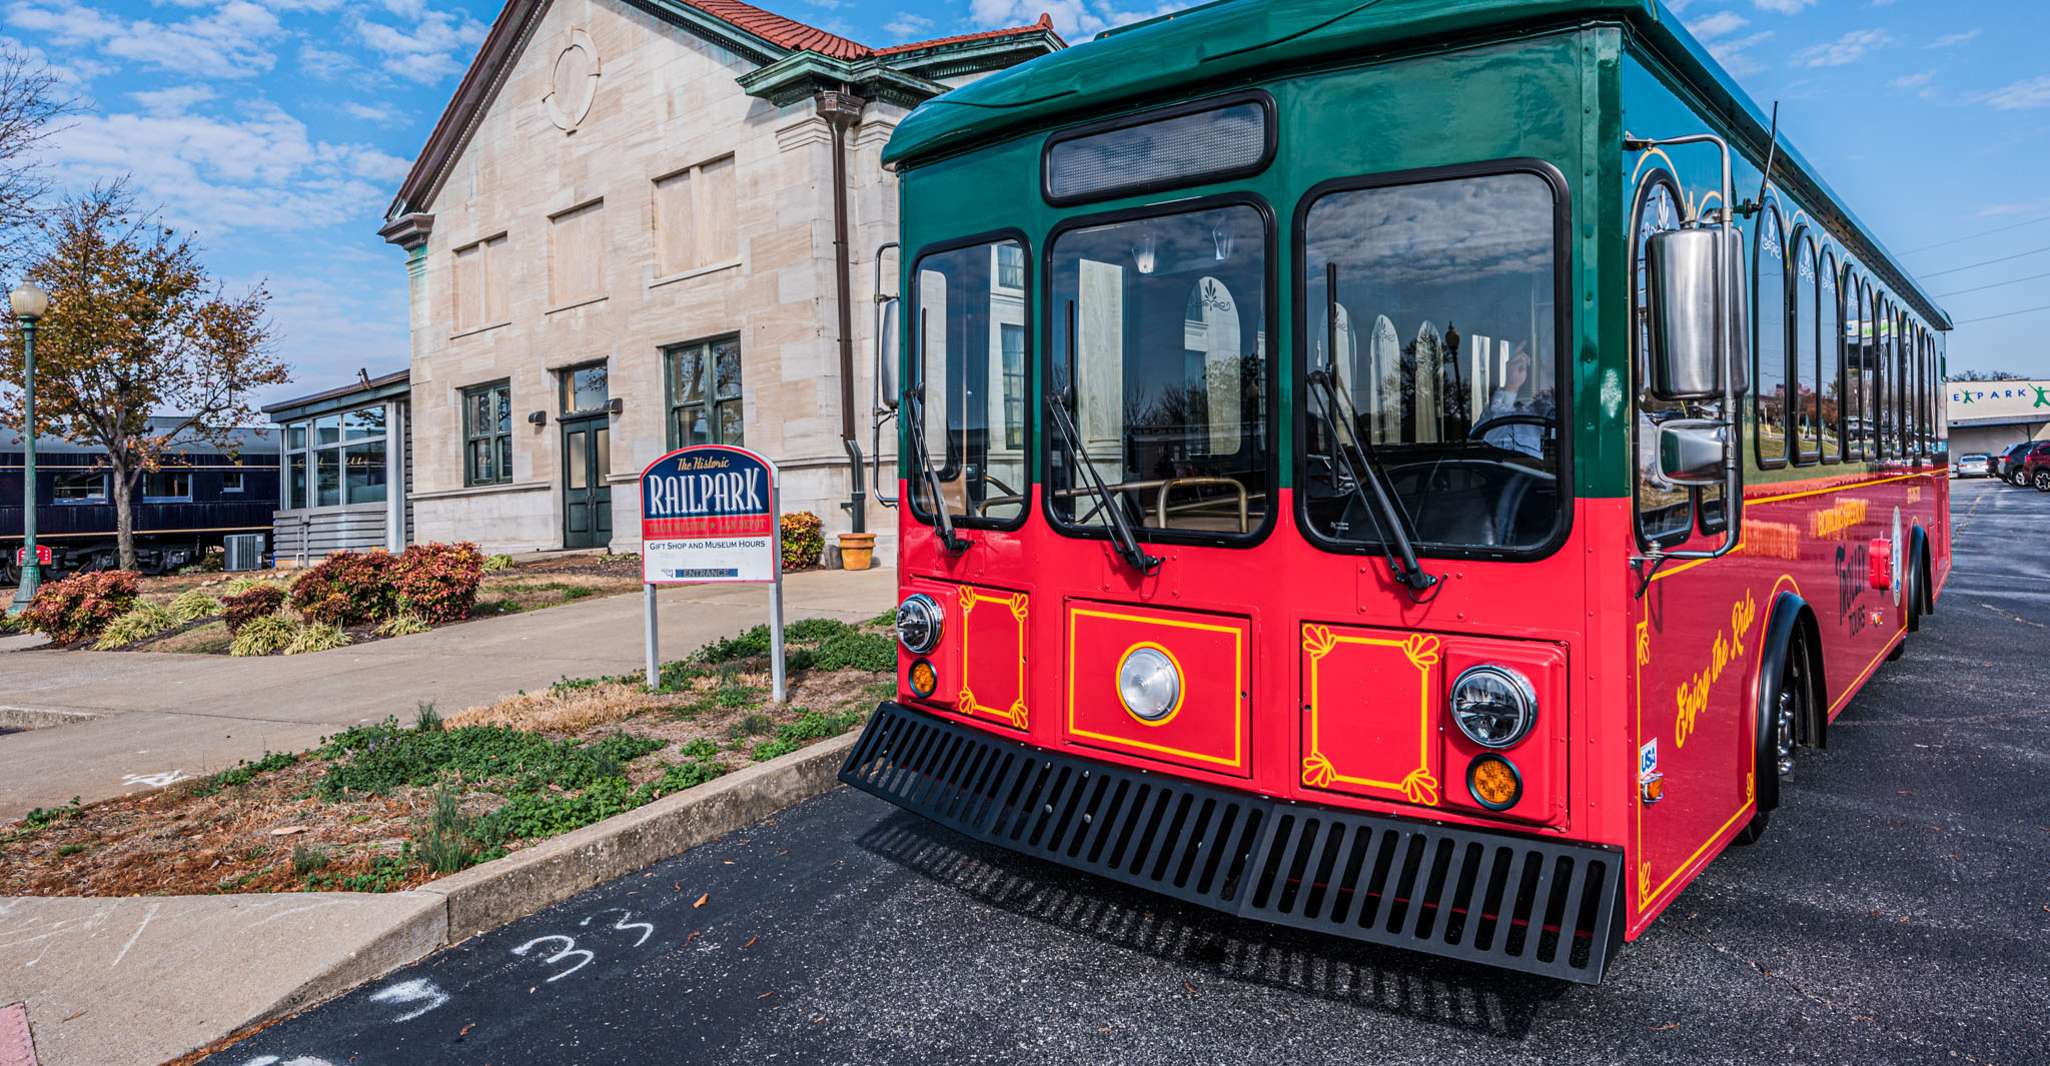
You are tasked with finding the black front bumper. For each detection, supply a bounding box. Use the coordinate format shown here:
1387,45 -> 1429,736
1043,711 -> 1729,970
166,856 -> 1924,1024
840,702 -> 1623,983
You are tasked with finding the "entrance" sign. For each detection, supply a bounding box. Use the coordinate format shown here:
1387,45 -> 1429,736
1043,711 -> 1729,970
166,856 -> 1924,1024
639,445 -> 780,584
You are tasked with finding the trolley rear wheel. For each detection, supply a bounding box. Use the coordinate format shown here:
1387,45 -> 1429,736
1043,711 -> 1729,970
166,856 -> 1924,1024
1734,632 -> 1810,847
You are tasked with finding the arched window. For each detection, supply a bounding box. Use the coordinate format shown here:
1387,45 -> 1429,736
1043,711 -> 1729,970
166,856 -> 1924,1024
1790,225 -> 1818,464
1818,247 -> 1842,462
1893,306 -> 1909,458
1753,205 -> 1788,466
1868,288 -> 1887,459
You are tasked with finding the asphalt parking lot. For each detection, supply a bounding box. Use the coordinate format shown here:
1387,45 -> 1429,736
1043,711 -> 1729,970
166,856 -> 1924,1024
215,477 -> 2049,1065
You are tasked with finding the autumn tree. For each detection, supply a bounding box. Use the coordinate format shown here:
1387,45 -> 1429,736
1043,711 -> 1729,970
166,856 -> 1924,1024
0,184 -> 288,568
0,43 -> 67,274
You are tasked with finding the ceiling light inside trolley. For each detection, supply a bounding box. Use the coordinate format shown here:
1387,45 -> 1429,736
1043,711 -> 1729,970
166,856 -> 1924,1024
1450,665 -> 1538,749
895,593 -> 944,655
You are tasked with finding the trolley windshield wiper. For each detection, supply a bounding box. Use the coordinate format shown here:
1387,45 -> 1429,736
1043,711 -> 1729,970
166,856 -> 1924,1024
909,309 -> 968,553
1311,264 -> 1437,597
1050,300 -> 1161,575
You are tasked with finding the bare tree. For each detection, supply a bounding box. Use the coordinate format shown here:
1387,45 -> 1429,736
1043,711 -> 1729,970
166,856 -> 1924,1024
0,44 -> 67,274
0,184 -> 288,568
1948,369 -> 2029,382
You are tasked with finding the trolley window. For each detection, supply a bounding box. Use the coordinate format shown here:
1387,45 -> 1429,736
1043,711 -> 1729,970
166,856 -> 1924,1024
1299,167 -> 1565,554
1753,204 -> 1788,467
1819,247 -> 1842,462
908,235 -> 1031,529
1046,200 -> 1270,541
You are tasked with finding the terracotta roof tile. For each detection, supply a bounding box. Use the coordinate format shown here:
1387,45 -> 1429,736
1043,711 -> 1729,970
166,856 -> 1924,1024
876,13 -> 1061,55
681,0 -> 1059,61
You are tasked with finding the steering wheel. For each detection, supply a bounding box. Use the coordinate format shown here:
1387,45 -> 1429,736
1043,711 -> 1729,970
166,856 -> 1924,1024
1468,412 -> 1557,442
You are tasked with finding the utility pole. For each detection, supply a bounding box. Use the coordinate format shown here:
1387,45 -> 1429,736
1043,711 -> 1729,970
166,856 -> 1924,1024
8,283 -> 48,615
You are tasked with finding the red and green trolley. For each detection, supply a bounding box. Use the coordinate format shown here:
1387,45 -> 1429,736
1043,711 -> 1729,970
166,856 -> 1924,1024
839,0 -> 1951,983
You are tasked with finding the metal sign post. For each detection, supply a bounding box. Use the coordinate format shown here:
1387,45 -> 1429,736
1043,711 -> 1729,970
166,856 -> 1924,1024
637,445 -> 786,701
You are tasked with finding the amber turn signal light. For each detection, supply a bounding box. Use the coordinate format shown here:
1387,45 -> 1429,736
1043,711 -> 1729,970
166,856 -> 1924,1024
908,657 -> 938,699
1467,754 -> 1523,812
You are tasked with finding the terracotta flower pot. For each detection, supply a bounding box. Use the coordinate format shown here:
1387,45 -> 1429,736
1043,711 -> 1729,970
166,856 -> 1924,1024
837,532 -> 877,572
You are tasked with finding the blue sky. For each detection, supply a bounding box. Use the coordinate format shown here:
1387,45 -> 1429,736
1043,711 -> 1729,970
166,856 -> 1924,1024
5,0 -> 2047,402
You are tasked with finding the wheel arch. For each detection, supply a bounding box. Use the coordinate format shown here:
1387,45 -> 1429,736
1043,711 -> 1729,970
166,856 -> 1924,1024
1754,589 -> 1827,814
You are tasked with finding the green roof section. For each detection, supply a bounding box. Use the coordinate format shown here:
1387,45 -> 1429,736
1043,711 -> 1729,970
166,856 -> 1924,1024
885,0 -> 1950,329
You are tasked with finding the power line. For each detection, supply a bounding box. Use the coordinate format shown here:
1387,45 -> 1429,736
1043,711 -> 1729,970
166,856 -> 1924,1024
1932,269 -> 2050,299
1955,303 -> 2050,325
1903,213 -> 2050,255
1920,244 -> 2050,279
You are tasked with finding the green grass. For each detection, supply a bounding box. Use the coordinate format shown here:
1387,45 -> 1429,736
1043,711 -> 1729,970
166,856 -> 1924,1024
192,751 -> 299,795
314,719 -> 664,799
56,842 -> 87,856
750,707 -> 866,761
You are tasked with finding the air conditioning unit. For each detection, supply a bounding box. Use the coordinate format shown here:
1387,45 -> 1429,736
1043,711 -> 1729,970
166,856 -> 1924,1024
224,533 -> 267,572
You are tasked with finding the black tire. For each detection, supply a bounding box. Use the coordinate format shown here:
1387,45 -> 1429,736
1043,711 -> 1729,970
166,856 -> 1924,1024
2036,470 -> 2050,492
2014,470 -> 2032,487
1734,634 -> 1809,846
1906,544 -> 1924,633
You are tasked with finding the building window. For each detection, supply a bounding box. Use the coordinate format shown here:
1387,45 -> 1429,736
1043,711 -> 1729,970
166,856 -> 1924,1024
996,243 -> 1025,290
653,155 -> 738,277
282,404 -> 390,507
222,471 -> 245,493
666,337 -> 743,447
549,200 -> 607,308
53,470 -> 108,503
463,382 -> 513,486
452,234 -> 509,333
560,363 -> 609,415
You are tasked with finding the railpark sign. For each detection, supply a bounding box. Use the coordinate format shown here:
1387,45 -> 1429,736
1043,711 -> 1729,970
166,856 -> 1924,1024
636,445 -> 787,698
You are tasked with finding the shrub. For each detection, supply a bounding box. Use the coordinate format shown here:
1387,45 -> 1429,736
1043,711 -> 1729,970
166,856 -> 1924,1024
291,843 -> 331,876
284,621 -> 351,655
93,601 -> 179,649
812,629 -> 895,672
230,613 -> 299,656
291,550 -> 399,625
23,570 -> 140,645
167,588 -> 223,623
786,617 -> 855,642
375,613 -> 432,639
221,575 -> 280,597
391,542 -> 485,624
222,583 -> 287,634
414,702 -> 443,732
483,553 -> 514,571
780,511 -> 823,571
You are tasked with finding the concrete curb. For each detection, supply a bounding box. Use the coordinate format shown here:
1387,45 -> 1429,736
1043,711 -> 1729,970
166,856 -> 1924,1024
0,707 -> 98,732
187,730 -> 861,1062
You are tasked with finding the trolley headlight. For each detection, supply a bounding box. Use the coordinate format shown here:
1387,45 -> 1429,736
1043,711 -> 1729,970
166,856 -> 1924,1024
1449,665 -> 1537,749
894,594 -> 944,655
1116,645 -> 1181,723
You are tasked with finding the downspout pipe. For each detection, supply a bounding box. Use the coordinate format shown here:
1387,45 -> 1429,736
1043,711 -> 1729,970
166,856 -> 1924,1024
816,90 -> 867,534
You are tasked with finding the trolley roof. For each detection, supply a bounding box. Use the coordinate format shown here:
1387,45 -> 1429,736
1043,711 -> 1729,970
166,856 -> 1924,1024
885,0 -> 1951,329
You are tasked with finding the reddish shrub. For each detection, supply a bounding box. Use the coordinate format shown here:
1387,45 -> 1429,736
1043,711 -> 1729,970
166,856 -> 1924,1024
391,542 -> 485,624
290,550 -> 399,626
23,570 -> 140,645
780,511 -> 823,571
221,583 -> 287,634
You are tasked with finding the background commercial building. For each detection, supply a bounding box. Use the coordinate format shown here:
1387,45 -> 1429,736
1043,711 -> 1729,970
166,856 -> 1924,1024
379,0 -> 1060,554
1945,379 -> 2050,456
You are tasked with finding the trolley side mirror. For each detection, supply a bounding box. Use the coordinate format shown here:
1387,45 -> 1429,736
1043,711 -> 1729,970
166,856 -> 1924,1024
1656,418 -> 1729,486
875,296 -> 900,413
1645,225 -> 1750,402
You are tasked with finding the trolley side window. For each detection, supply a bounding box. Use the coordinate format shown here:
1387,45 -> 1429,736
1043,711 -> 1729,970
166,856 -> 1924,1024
1299,168 -> 1565,554
908,237 -> 1032,528
1046,200 -> 1270,540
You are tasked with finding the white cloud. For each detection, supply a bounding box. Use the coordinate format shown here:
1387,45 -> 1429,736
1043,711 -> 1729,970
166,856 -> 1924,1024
1888,70 -> 1933,91
297,43 -> 356,79
47,99 -> 407,237
1752,0 -> 1814,13
1928,29 -> 1980,49
883,13 -> 933,38
1688,11 -> 1750,43
1979,75 -> 2050,111
130,85 -> 215,115
969,0 -> 1194,39
1793,28 -> 1893,68
351,3 -> 487,85
340,101 -> 398,122
5,0 -> 284,79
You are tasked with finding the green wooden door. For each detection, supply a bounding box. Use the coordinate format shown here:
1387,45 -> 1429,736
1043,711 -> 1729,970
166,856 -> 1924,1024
561,416 -> 611,549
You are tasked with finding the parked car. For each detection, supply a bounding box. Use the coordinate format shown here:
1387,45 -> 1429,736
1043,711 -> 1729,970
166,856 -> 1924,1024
1997,440 -> 2038,485
1955,452 -> 1991,478
2024,442 -> 2050,491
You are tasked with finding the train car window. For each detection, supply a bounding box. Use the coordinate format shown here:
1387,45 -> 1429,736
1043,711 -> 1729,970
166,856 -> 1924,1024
143,469 -> 192,502
1818,247 -> 1843,462
53,470 -> 109,504
1753,205 -> 1789,467
1791,227 -> 1819,464
222,472 -> 246,494
1298,166 -> 1564,555
908,235 -> 1031,529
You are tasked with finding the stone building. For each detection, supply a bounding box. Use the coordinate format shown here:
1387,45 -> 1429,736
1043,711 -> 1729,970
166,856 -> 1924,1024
379,0 -> 1061,553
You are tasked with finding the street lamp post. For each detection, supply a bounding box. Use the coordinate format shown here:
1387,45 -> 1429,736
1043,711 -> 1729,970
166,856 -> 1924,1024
8,283 -> 48,615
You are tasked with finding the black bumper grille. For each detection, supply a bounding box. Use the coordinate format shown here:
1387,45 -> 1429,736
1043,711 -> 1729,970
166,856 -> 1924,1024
841,702 -> 1623,983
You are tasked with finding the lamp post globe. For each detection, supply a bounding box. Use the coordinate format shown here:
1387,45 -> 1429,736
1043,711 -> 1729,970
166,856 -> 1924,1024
8,282 -> 46,615
9,284 -> 47,323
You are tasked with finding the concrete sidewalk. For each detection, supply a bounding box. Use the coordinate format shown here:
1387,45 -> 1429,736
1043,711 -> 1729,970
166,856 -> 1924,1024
0,565 -> 895,820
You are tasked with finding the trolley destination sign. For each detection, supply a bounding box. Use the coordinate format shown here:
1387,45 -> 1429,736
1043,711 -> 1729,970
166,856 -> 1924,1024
640,446 -> 779,584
